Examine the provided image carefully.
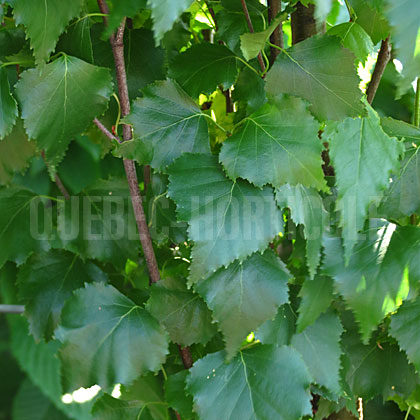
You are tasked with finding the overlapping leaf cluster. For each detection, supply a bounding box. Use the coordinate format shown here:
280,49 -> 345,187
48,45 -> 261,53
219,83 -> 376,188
1,0 -> 420,419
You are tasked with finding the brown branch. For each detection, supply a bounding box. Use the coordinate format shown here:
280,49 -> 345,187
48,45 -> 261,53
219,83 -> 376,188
41,151 -> 70,200
366,36 -> 391,105
240,0 -> 266,73
97,0 -> 159,285
98,0 -> 193,373
93,117 -> 121,143
291,2 -> 317,45
178,345 -> 194,369
205,1 -> 218,31
268,0 -> 283,63
0,304 -> 24,314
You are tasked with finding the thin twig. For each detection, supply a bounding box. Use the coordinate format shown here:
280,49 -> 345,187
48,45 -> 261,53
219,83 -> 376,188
0,305 -> 24,314
268,0 -> 283,63
98,0 -> 193,371
366,36 -> 391,104
93,117 -> 121,143
240,0 -> 266,73
206,1 -> 218,31
41,151 -> 70,200
414,78 -> 420,127
97,0 -> 160,285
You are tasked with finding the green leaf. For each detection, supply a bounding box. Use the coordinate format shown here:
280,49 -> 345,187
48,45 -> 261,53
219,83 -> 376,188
57,283 -> 169,391
381,117 -> 420,144
296,275 -> 334,333
165,371 -> 194,420
16,55 -> 113,169
106,0 -> 147,37
146,276 -> 217,346
328,22 -> 374,63
112,139 -> 153,165
10,317 -> 94,420
349,0 -> 389,45
240,13 -> 286,61
9,0 -> 84,65
390,296 -> 420,372
148,0 -> 194,43
168,153 -> 284,282
145,173 -> 188,244
384,0 -> 420,95
255,304 -> 296,346
195,250 -> 290,358
0,119 -> 36,186
17,249 -> 108,341
220,98 -> 327,191
125,80 -> 210,171
0,186 -> 50,268
323,223 -> 420,343
276,184 -> 327,278
169,43 -> 239,98
327,106 -> 403,259
57,178 -> 139,269
380,146 -> 420,219
291,311 -> 343,398
0,67 -> 17,139
265,34 -> 365,121
342,330 -> 417,401
56,17 -> 94,63
186,345 -> 312,420
92,373 -> 168,420
12,379 -> 70,420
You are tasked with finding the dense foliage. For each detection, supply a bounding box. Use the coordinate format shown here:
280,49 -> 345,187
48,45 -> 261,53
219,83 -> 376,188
1,0 -> 420,419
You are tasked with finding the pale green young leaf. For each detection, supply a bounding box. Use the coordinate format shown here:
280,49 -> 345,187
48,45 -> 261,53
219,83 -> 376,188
195,250 -> 290,358
146,276 -> 217,346
0,186 -> 50,268
390,297 -> 420,372
0,67 -> 17,138
220,98 -> 327,191
148,0 -> 194,43
16,55 -> 112,169
240,13 -> 286,61
125,80 -> 209,171
0,119 -> 36,186
57,283 -> 169,391
168,154 -> 284,282
169,44 -> 239,98
296,276 -> 334,333
18,249 -> 108,341
9,0 -> 84,65
328,106 -> 403,259
291,311 -> 343,399
328,22 -> 374,63
276,184 -> 327,278
186,345 -> 312,420
265,34 -> 365,121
